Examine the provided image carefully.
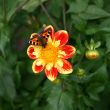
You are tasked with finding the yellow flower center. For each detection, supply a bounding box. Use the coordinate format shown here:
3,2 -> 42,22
40,44 -> 59,64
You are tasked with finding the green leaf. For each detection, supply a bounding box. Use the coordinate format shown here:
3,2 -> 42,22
71,15 -> 87,31
46,85 -> 73,110
88,92 -> 100,101
22,73 -> 44,91
0,0 -> 24,21
14,63 -> 21,88
87,83 -> 105,94
0,57 -> 12,74
0,73 -> 16,101
99,18 -> 110,32
79,5 -> 110,20
85,64 -> 108,102
0,0 -> 47,21
0,26 -> 10,55
48,0 -> 62,18
85,26 -> 100,35
0,21 -> 4,29
43,80 -> 54,96
22,0 -> 47,12
83,96 -> 94,107
94,41 -> 101,49
30,99 -> 39,110
105,34 -> 110,52
67,0 -> 89,13
90,64 -> 108,83
104,0 -> 110,13
0,0 -> 5,20
85,18 -> 110,34
100,27 -> 110,32
85,40 -> 90,50
7,0 -> 23,21
0,57 -> 16,101
93,0 -> 104,8
96,64 -> 108,82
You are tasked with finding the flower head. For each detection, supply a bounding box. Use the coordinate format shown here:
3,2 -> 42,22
85,39 -> 101,60
27,25 -> 76,81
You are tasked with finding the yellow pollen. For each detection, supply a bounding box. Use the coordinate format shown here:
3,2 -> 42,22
40,44 -> 59,64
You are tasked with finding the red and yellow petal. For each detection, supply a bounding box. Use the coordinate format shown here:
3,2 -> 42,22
45,64 -> 58,81
53,30 -> 69,47
58,45 -> 76,59
32,59 -> 45,73
55,59 -> 73,74
27,45 -> 41,59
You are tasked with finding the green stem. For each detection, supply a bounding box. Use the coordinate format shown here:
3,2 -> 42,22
75,35 -> 85,67
40,1 -> 59,30
16,0 -> 30,12
62,0 -> 66,30
8,0 -> 30,21
10,101 -> 15,110
3,0 -> 7,23
57,80 -> 65,109
57,91 -> 62,109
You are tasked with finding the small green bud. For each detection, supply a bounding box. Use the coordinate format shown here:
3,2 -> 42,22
85,50 -> 100,60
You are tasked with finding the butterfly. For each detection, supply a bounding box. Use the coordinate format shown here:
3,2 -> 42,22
29,26 -> 52,48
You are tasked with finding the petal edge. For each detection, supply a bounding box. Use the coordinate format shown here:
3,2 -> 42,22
45,66 -> 58,81
56,59 -> 73,74
32,59 -> 45,73
58,45 -> 76,59
54,30 -> 69,47
27,46 -> 37,59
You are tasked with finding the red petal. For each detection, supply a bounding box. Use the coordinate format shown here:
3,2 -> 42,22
59,45 -> 76,59
27,45 -> 41,59
45,66 -> 58,81
53,30 -> 69,46
56,59 -> 73,74
32,59 -> 45,73
27,46 -> 36,59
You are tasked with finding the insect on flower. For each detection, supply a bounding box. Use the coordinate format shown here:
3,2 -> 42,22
27,25 -> 76,81
29,26 -> 51,48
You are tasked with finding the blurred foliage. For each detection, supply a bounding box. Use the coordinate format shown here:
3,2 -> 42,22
0,0 -> 110,110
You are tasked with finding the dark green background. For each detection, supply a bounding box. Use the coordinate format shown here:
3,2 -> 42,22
0,0 -> 110,110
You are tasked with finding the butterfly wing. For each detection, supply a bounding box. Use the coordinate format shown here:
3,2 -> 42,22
40,26 -> 52,43
29,33 -> 42,46
29,26 -> 53,47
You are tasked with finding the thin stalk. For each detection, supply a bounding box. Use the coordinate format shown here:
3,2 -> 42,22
57,91 -> 62,109
10,101 -> 15,110
16,0 -> 30,12
3,0 -> 7,23
62,0 -> 66,30
9,0 -> 30,21
40,1 -> 59,30
75,35 -> 85,67
57,80 -> 65,109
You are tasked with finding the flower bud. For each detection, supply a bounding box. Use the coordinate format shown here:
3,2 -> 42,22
85,50 -> 99,59
76,68 -> 85,77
